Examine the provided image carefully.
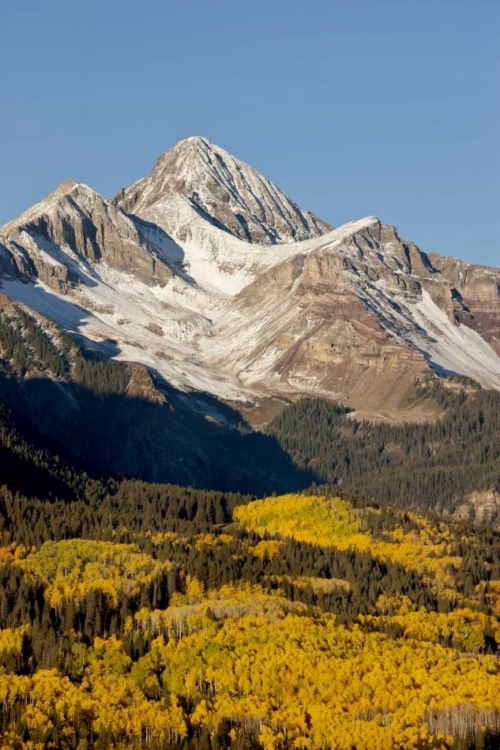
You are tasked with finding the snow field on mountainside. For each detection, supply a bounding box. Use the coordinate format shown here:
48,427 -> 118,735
1,135 -> 500,407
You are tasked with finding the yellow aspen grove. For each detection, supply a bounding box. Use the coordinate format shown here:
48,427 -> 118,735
1,485 -> 500,748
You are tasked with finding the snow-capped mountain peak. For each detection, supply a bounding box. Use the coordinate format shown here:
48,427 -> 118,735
112,136 -> 332,246
1,137 -> 500,422
1,179 -> 98,236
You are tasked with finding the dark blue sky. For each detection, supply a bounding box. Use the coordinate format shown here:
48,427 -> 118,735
1,0 -> 498,264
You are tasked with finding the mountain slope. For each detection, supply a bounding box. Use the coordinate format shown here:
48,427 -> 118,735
268,391 -> 500,521
0,136 -> 499,424
199,217 -> 500,414
429,253 -> 500,354
0,297 -> 308,493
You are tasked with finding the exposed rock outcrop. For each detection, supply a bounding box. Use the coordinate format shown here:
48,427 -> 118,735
429,254 -> 500,353
0,181 -> 173,292
454,489 -> 500,528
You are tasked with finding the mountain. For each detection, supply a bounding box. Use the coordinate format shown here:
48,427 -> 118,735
0,179 -> 173,290
428,253 -> 500,355
112,135 -> 331,245
3,138 -> 500,750
1,135 -> 500,429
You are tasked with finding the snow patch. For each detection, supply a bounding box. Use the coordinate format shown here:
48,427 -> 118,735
407,291 -> 500,390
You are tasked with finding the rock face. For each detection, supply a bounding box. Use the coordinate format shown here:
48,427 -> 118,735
429,254 -> 500,354
0,180 -> 173,292
1,136 -> 500,423
454,489 -> 500,528
112,136 -> 331,245
197,216 -> 500,418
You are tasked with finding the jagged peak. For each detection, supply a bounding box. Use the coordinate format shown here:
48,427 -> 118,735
1,181 -> 117,237
32,178 -> 98,204
150,135 -> 263,188
55,178 -> 79,194
54,179 -> 99,200
161,134 -> 238,163
170,135 -> 212,149
112,136 -> 332,245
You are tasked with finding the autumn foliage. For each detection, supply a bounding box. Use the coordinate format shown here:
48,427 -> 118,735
0,489 -> 500,748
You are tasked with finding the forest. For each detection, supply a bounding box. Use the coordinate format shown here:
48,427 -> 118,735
1,443 -> 500,748
1,305 -> 500,748
268,385 -> 500,515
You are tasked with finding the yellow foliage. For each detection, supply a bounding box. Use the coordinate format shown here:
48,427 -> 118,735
0,541 -> 31,562
268,574 -> 350,594
136,603 -> 500,750
362,608 -> 495,653
235,494 -> 364,548
235,494 -> 463,594
0,627 -> 29,660
1,584 -> 499,749
148,530 -> 234,551
249,539 -> 283,560
17,539 -> 171,608
170,574 -> 206,606
194,533 -> 234,550
0,641 -> 188,747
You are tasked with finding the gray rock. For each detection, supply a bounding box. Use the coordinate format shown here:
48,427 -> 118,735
112,136 -> 332,244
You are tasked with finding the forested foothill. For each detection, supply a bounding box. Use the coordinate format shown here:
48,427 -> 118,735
1,443 -> 500,748
268,383 -> 500,516
1,308 -> 500,748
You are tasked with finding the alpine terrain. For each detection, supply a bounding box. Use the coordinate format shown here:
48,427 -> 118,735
1,135 -> 499,426
2,135 -> 500,501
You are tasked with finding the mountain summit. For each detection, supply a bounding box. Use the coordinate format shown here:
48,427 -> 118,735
112,136 -> 332,245
0,179 -> 172,290
1,136 -> 500,422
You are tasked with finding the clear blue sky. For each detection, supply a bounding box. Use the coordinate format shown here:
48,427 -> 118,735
1,0 -> 498,265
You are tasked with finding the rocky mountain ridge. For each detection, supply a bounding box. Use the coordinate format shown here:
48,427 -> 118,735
0,136 -> 499,423
0,180 -> 173,289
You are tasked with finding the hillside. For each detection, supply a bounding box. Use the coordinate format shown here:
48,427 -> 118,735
0,298 -> 309,495
268,386 -> 500,522
1,444 -> 500,749
0,360 -> 499,748
1,287 -> 500,515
